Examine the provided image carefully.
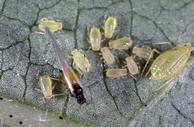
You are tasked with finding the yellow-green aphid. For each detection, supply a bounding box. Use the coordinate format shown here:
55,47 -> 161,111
39,75 -> 53,99
150,43 -> 194,80
88,27 -> 102,51
132,46 -> 153,60
71,49 -> 91,75
38,18 -> 63,32
104,16 -> 117,38
100,47 -> 115,65
106,68 -> 128,79
109,37 -> 133,50
125,56 -> 139,75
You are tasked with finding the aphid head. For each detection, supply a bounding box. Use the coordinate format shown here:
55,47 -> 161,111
180,43 -> 193,51
72,84 -> 86,104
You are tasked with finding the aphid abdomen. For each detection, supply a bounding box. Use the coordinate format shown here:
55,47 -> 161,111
150,49 -> 190,80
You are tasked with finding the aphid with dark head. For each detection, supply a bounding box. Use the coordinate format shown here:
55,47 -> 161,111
45,28 -> 86,104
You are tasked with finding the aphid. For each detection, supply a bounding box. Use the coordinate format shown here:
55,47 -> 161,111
88,27 -> 102,51
106,68 -> 128,79
108,37 -> 133,50
125,56 -> 139,75
39,76 -> 53,99
38,18 -> 63,32
104,16 -> 117,38
132,46 -> 154,60
100,47 -> 115,65
45,28 -> 86,104
150,43 -> 194,81
71,49 -> 91,75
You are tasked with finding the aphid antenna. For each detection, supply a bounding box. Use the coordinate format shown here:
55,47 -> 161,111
151,77 -> 175,93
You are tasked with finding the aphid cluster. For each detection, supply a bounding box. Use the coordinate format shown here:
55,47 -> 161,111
37,16 -> 194,104
87,16 -> 149,79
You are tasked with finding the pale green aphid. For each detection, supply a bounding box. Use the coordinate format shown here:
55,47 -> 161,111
109,37 -> 133,50
71,49 -> 91,75
106,68 -> 128,79
89,27 -> 102,51
150,43 -> 194,81
39,75 -> 54,99
104,16 -> 117,39
100,47 -> 115,65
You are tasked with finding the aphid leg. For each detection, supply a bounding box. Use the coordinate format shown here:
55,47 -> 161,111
142,49 -> 160,77
152,41 -> 173,48
151,78 -> 174,93
49,77 -> 63,83
35,31 -> 45,35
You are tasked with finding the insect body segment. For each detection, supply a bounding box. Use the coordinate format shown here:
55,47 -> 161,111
89,27 -> 102,51
71,49 -> 91,75
150,43 -> 194,81
38,18 -> 63,32
109,37 -> 133,50
45,28 -> 86,104
104,16 -> 117,38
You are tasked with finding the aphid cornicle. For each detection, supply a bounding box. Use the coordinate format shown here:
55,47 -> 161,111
108,37 -> 133,50
38,18 -> 63,32
106,68 -> 128,79
71,49 -> 91,75
100,47 -> 116,65
104,16 -> 117,39
88,27 -> 102,51
45,28 -> 86,104
125,56 -> 139,75
150,43 -> 194,81
39,76 -> 53,99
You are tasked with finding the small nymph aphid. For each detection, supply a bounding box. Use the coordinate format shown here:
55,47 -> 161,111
103,16 -> 117,39
38,18 -> 63,32
109,37 -> 133,50
125,56 -> 139,75
88,27 -> 102,51
132,46 -> 154,60
39,75 -> 54,99
106,68 -> 128,79
100,47 -> 116,65
71,49 -> 91,75
150,43 -> 194,81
